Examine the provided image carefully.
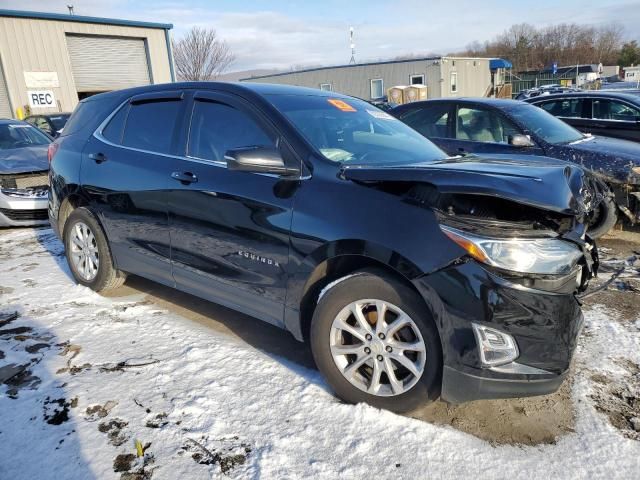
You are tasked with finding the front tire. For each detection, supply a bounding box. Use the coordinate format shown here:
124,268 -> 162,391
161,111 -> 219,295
310,271 -> 442,413
63,208 -> 126,291
587,195 -> 617,239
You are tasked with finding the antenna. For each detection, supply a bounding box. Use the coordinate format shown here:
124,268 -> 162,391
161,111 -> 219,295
349,26 -> 356,65
67,4 -> 75,15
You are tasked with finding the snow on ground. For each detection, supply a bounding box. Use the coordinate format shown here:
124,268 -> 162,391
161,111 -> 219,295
0,227 -> 639,479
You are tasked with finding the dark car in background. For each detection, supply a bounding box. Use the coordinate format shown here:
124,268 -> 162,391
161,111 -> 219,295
392,98 -> 640,237
524,91 -> 640,143
0,119 -> 51,227
48,83 -> 599,412
25,112 -> 71,138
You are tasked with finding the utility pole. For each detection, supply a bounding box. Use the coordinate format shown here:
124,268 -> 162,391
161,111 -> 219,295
349,27 -> 356,65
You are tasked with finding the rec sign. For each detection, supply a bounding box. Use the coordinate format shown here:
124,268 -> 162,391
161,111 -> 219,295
27,90 -> 56,108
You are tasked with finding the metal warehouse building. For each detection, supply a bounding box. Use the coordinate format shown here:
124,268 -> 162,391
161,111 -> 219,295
0,9 -> 175,119
241,57 -> 505,101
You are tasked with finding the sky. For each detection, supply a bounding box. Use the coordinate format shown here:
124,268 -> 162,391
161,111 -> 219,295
2,0 -> 640,72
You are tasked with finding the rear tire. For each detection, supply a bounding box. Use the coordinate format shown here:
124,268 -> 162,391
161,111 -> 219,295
310,271 -> 441,413
63,208 -> 126,292
587,195 -> 617,239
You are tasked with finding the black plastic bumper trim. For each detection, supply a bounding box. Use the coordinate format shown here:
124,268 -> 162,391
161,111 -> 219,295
440,365 -> 567,404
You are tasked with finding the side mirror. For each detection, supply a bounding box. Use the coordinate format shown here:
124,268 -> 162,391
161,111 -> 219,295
225,146 -> 300,177
509,134 -> 535,148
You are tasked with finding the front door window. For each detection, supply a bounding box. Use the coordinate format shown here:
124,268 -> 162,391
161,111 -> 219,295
455,107 -> 521,143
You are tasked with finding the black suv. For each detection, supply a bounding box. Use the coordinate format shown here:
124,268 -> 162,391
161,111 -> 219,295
525,91 -> 640,143
49,83 -> 598,412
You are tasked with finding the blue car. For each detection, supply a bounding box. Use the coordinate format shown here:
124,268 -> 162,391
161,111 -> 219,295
392,98 -> 640,237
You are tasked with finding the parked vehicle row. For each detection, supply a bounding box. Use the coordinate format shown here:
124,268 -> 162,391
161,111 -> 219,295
47,83 -> 600,411
391,97 -> 640,238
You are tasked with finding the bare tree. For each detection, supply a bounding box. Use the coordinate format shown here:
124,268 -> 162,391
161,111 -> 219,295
452,22 -> 626,72
172,27 -> 235,81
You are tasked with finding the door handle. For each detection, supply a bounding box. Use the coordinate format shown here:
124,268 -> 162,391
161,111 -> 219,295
171,171 -> 198,185
457,147 -> 466,153
88,152 -> 107,164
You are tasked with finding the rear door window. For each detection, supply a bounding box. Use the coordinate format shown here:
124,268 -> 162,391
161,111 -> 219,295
398,104 -> 451,138
455,106 -> 521,143
539,99 -> 583,118
187,99 -> 274,162
122,99 -> 182,154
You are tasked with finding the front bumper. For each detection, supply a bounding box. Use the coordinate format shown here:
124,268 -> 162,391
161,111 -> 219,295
441,365 -> 568,403
0,191 -> 49,227
414,261 -> 584,404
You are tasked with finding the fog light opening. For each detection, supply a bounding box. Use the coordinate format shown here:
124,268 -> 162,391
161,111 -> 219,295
472,323 -> 519,367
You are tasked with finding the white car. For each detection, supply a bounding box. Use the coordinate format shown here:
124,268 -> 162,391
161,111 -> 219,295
0,119 -> 51,227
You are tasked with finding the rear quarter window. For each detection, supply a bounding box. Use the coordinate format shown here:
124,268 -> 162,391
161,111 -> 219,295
58,103 -> 92,137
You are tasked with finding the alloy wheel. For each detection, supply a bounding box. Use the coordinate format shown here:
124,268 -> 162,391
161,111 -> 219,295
69,221 -> 99,281
329,299 -> 426,397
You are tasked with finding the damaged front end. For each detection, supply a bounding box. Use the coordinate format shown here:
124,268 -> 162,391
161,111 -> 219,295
0,172 -> 49,225
342,159 -> 600,403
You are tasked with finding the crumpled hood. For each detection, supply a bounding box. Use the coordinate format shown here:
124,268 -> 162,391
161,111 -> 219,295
0,145 -> 49,174
341,155 -> 595,216
558,136 -> 640,183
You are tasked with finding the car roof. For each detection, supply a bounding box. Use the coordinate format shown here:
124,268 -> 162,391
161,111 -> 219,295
526,91 -> 640,104
82,81 -> 352,104
0,118 -> 29,125
391,97 -> 525,111
25,112 -> 72,118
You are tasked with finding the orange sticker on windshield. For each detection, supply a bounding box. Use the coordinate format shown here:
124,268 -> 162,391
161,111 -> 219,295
327,99 -> 356,112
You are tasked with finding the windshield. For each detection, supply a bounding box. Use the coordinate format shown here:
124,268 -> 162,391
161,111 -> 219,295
506,103 -> 584,145
267,94 -> 447,165
49,114 -> 70,131
0,123 -> 51,150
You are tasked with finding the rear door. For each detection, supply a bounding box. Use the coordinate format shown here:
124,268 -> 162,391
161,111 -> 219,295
394,102 -> 456,154
535,97 -> 590,132
80,90 -> 186,285
589,98 -> 640,142
168,90 -> 295,326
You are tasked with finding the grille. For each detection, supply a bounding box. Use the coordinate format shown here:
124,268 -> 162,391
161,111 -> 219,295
0,208 -> 48,221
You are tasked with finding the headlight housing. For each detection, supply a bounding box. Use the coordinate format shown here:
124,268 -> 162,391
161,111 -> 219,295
441,226 -> 583,275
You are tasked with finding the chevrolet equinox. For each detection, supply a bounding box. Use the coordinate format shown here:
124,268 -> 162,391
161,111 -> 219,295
49,83 -> 599,412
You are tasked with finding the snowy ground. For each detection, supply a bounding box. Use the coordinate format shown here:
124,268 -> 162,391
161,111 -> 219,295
0,227 -> 639,479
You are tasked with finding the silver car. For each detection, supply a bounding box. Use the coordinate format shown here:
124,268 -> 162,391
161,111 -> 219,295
0,119 -> 51,227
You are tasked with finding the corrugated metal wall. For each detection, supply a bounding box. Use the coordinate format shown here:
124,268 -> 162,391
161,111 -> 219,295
0,15 -> 172,117
243,58 -> 492,101
0,56 -> 12,118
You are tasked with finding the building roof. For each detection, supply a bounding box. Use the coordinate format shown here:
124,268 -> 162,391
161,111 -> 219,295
240,56 -> 496,81
0,9 -> 173,30
490,58 -> 512,69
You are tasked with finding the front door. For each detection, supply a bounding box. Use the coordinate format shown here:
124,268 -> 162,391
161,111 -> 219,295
168,91 -> 296,326
446,105 -> 545,156
81,91 -> 186,285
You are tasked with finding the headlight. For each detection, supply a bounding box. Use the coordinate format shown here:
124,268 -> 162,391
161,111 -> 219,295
441,225 -> 583,275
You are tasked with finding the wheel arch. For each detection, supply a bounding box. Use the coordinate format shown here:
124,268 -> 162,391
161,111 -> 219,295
285,240 -> 430,344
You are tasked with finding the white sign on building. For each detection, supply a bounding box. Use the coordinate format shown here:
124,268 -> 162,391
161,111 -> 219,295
24,71 -> 60,88
27,90 -> 56,108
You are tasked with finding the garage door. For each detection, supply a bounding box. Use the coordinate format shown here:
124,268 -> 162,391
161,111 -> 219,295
0,58 -> 12,118
66,35 -> 151,92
